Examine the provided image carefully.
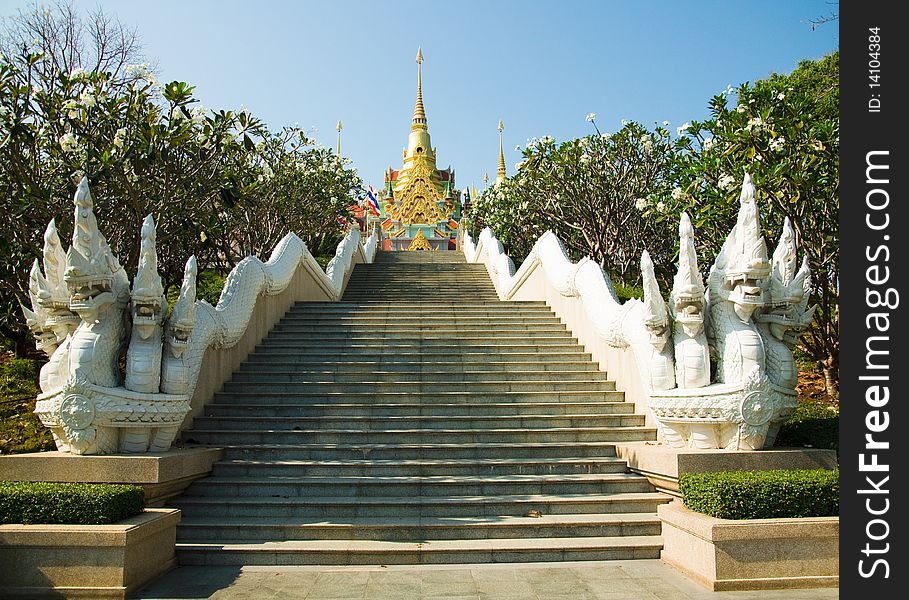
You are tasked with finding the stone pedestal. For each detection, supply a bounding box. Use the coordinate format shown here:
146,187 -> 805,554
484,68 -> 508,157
659,501 -> 838,590
614,442 -> 837,496
0,508 -> 180,599
0,447 -> 222,506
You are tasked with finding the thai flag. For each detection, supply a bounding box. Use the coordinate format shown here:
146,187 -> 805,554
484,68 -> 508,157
366,185 -> 381,216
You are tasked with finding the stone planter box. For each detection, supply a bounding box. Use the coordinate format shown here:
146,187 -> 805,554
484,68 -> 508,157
0,507 -> 179,599
658,501 -> 838,591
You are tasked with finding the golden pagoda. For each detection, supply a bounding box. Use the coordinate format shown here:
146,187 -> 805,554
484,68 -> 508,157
382,48 -> 461,251
495,120 -> 507,185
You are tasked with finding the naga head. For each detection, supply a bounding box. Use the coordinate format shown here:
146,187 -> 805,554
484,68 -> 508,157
64,177 -> 126,320
36,219 -> 80,337
757,217 -> 817,345
22,260 -> 59,355
670,212 -> 706,336
712,173 -> 770,322
641,250 -> 670,351
23,219 -> 80,353
130,214 -> 167,339
165,255 -> 197,358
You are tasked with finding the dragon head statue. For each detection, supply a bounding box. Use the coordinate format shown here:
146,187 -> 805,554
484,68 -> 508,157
670,212 -> 706,336
165,255 -> 197,358
711,173 -> 771,322
64,177 -> 128,321
130,214 -> 167,339
757,217 -> 817,346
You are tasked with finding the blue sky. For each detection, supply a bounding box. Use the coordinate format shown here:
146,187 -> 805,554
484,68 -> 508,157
1,0 -> 838,194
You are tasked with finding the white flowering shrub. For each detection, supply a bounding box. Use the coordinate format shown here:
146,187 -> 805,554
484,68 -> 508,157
0,8 -> 360,352
467,120 -> 684,285
659,52 -> 840,399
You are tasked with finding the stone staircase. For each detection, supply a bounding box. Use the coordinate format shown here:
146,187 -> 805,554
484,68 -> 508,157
173,250 -> 669,565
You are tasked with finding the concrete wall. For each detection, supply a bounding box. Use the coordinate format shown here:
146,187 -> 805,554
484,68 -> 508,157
0,508 -> 179,599
183,251 -> 364,430
501,260 -> 658,431
658,501 -> 839,590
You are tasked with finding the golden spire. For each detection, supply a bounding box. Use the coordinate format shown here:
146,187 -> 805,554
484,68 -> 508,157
484,172 -> 489,186
496,120 -> 506,184
412,47 -> 427,131
336,120 -> 342,165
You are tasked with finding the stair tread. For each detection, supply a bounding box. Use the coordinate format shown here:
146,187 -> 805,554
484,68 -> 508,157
173,491 -> 667,505
185,473 -> 647,484
178,513 -> 661,527
188,441 -> 627,450
176,535 -> 663,552
211,460 -> 625,468
176,254 -> 662,564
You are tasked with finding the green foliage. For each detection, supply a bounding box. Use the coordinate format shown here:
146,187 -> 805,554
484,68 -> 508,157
662,52 -> 840,396
0,357 -> 53,454
775,401 -> 839,451
196,271 -> 228,307
314,255 -> 334,271
611,281 -> 645,303
468,53 -> 840,397
468,121 -> 683,288
0,4 -> 362,355
0,481 -> 144,524
680,469 -> 838,519
164,270 -> 226,314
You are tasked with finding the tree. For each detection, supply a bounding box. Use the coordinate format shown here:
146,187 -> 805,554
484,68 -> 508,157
0,6 -> 359,356
658,52 -> 840,399
468,121 -> 684,288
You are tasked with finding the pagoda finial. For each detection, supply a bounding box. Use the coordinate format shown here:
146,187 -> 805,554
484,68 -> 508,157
336,120 -> 342,165
496,120 -> 506,184
412,47 -> 427,131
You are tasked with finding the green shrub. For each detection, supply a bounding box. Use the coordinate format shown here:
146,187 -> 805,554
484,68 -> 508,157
314,255 -> 333,270
0,482 -> 145,524
679,469 -> 838,519
775,402 -> 839,451
1,357 -> 55,454
611,281 -> 645,303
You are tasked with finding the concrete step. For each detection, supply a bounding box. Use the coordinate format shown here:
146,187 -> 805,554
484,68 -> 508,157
209,457 -> 631,478
255,342 -> 586,353
276,318 -> 562,327
191,414 -> 646,431
230,370 -> 610,383
265,329 -> 573,340
270,324 -> 568,334
244,350 -> 594,362
170,254 -> 664,566
175,535 -> 663,565
176,512 -> 663,542
210,441 -> 623,461
291,301 -> 549,308
181,473 -> 657,498
287,306 -> 551,316
221,380 -> 616,394
183,426 -> 657,445
171,491 -> 668,519
202,401 -> 635,418
237,361 -> 604,373
210,390 -> 625,404
242,354 -> 595,366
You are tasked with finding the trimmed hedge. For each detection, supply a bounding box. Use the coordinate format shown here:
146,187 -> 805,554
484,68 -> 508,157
679,469 -> 838,520
0,482 -> 145,524
775,401 -> 839,451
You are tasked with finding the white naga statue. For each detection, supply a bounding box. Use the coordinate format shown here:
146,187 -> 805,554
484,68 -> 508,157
465,173 -> 816,450
645,174 -> 816,449
23,177 -> 345,454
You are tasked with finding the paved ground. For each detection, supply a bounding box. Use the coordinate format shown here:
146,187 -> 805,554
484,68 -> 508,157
135,560 -> 838,600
